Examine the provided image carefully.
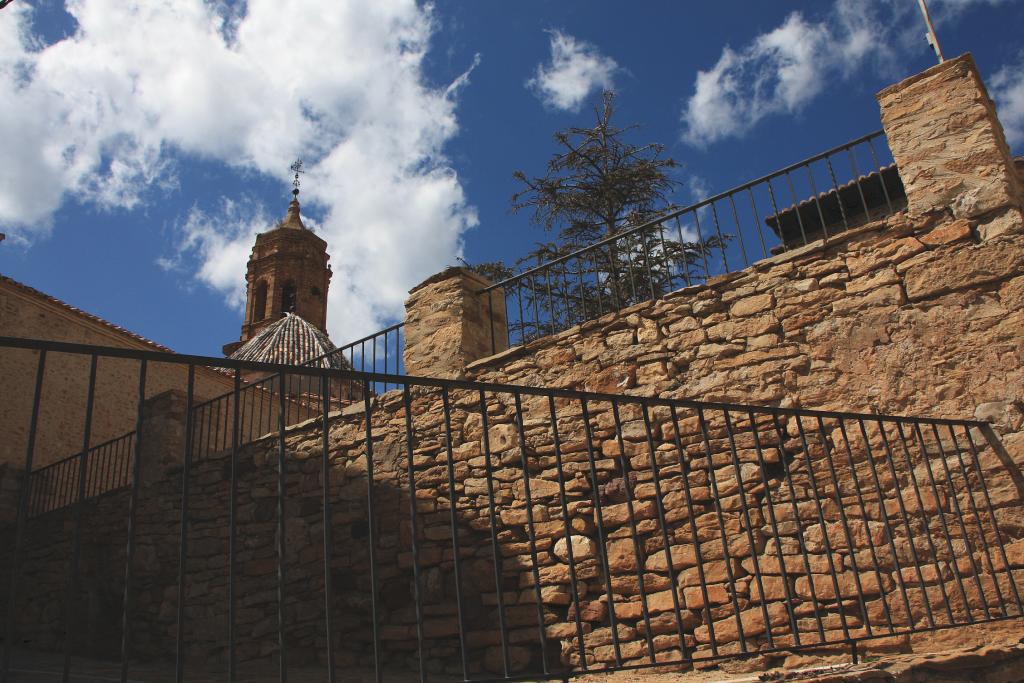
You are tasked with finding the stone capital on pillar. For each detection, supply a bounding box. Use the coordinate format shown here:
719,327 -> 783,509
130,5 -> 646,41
878,54 -> 1023,224
403,267 -> 509,379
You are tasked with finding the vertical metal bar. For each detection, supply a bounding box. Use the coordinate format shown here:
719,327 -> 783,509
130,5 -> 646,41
558,263 -> 573,328
119,359 -> 147,683
401,386 -> 428,683
784,172 -> 810,246
611,401 -> 656,661
894,422 -> 955,624
640,404 -> 689,659
709,203 -> 730,273
727,194 -> 749,267
1,349 -> 46,680
723,410 -> 774,647
530,273 -> 541,341
876,419 -> 935,628
228,370 -> 241,683
913,422 -> 972,624
174,365 -> 195,683
501,288 -> 511,353
673,216 -> 693,287
622,234 -> 639,305
638,226 -> 656,301
362,380 -> 382,683
747,188 -> 767,259
579,397 -> 623,666
574,256 -> 590,322
547,395 -> 589,669
62,353 -> 98,683
588,254 -> 605,318
248,382 -> 258,446
962,427 -> 1023,611
668,406 -> 718,655
383,332 -> 390,391
765,178 -> 784,252
215,393 -> 225,456
512,392 -> 550,675
836,418 -> 895,633
929,423 -> 986,621
691,209 -> 711,280
866,137 -> 894,214
277,374 -> 289,683
321,373 -> 336,683
746,410 -> 801,645
656,222 -> 675,295
824,155 -> 849,231
846,148 -> 871,219
545,266 -> 557,335
477,389 -> 510,677
516,280 -> 526,347
440,388 -> 470,679
805,164 -> 830,239
813,416 -> 872,635
606,243 -> 623,310
856,419 -> 915,627
768,412 -> 826,641
696,406 -> 747,652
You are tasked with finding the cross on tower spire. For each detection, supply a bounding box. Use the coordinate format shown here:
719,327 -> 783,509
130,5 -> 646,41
290,159 -> 304,198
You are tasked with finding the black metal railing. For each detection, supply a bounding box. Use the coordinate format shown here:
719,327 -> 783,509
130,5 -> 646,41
321,321 -> 405,383
22,322 -> 406,515
189,322 -> 404,459
482,130 -> 903,350
2,336 -> 1022,683
26,432 -> 136,517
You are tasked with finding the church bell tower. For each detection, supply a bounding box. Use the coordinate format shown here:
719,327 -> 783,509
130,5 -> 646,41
222,162 -> 332,356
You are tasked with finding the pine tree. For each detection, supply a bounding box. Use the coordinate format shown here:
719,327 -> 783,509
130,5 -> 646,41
482,91 -> 724,342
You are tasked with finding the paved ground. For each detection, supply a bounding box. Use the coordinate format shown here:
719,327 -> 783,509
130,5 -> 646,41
7,621 -> 1024,683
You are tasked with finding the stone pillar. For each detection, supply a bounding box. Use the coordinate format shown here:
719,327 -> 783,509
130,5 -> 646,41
138,389 -> 189,486
403,267 -> 509,378
0,464 -> 24,528
878,54 -> 1023,230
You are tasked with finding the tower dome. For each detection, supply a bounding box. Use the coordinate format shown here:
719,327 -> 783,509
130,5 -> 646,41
228,312 -> 350,370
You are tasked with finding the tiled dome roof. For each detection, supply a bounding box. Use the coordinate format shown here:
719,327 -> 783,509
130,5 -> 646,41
229,313 -> 350,370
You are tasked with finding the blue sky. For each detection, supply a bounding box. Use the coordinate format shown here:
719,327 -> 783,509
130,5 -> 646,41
1,0 -> 1022,356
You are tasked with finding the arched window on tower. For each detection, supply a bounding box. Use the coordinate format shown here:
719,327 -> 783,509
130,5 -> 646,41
281,281 -> 297,313
252,280 -> 268,322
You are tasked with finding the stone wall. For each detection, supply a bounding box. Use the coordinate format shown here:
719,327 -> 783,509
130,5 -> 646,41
4,379 -> 1024,676
454,56 -> 1024,484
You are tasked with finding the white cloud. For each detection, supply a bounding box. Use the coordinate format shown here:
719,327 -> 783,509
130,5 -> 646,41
679,0 -> 1019,146
0,0 -> 479,341
991,55 -> 1024,148
680,10 -> 867,146
527,29 -> 618,112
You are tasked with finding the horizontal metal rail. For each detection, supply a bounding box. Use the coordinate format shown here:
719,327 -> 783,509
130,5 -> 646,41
0,336 -> 979,425
21,323 -> 406,514
3,336 -> 1021,683
482,130 -> 902,351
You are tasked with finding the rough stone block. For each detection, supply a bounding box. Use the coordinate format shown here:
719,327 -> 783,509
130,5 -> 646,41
902,238 -> 1024,300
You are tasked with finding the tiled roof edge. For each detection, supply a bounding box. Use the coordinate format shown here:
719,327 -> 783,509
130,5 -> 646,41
1,274 -> 176,354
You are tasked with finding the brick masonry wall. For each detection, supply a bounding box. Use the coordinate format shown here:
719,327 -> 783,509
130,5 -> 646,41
0,282 -> 238,469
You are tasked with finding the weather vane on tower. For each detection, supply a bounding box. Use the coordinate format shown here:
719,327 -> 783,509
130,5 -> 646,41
290,159 -> 304,198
